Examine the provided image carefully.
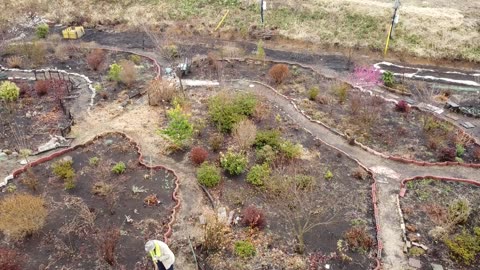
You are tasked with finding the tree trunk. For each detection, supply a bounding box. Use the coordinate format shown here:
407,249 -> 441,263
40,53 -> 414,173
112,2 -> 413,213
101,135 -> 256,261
295,234 -> 305,254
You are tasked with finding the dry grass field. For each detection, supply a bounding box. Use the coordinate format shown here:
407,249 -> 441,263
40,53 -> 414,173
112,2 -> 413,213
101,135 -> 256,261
1,0 -> 479,60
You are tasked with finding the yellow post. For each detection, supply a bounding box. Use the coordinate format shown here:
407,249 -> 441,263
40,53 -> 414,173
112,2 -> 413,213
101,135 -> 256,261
384,24 -> 393,56
215,10 -> 230,32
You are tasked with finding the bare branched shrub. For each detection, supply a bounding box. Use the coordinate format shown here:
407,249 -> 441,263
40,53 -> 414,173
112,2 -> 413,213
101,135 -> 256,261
253,100 -> 271,121
86,49 -> 105,71
0,194 -> 47,241
99,227 -> 120,266
119,60 -> 137,87
233,119 -> 257,150
203,215 -> 231,252
6,56 -> 22,68
54,44 -> 70,62
59,196 -> 96,237
0,248 -> 23,270
34,80 -> 49,96
147,79 -> 176,105
269,64 -> 289,84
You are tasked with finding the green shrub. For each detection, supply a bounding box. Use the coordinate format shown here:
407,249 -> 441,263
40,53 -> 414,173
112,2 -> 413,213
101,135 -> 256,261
208,92 -> 257,133
64,178 -> 76,190
382,71 -> 394,87
295,174 -> 314,190
111,162 -> 126,174
108,63 -> 122,82
308,87 -> 319,100
254,130 -> 282,149
197,162 -> 221,188
333,83 -> 349,103
89,157 -> 100,166
220,150 -> 248,175
324,169 -> 333,180
447,199 -> 470,225
234,240 -> 256,258
247,163 -> 271,186
444,228 -> 480,265
52,159 -> 75,181
160,104 -> 194,148
129,54 -> 142,65
456,144 -> 465,157
279,140 -> 302,159
408,247 -> 425,257
255,145 -> 277,164
36,24 -> 49,39
0,81 -> 20,102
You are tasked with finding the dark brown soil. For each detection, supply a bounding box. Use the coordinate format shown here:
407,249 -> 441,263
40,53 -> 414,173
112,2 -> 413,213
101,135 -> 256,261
400,179 -> 480,269
0,134 -> 176,269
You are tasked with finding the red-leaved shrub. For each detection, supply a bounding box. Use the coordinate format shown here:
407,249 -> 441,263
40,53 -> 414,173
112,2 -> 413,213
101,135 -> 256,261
0,248 -> 22,270
438,147 -> 456,161
395,100 -> 410,113
269,64 -> 289,84
242,205 -> 266,229
190,146 -> 208,165
344,226 -> 373,251
87,49 -> 106,71
34,80 -> 49,96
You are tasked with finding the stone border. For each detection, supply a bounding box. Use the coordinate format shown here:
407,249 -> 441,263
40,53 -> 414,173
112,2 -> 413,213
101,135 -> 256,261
224,58 -> 480,168
3,131 -> 180,244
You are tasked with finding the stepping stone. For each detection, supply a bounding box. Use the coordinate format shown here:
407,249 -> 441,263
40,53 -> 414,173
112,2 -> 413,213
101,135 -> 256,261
461,122 -> 475,129
405,98 -> 415,104
431,263 -> 444,270
408,258 -> 422,269
445,113 -> 459,121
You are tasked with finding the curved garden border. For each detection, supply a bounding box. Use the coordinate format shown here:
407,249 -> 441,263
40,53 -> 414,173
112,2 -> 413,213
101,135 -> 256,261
2,131 -> 180,244
224,57 -> 480,168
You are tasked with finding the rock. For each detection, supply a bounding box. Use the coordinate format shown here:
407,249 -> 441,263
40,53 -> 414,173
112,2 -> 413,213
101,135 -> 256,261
408,233 -> 420,242
406,241 -> 412,248
3,149 -> 12,155
104,139 -> 114,146
431,263 -> 444,270
19,159 -> 28,165
408,258 -> 422,269
227,210 -> 235,225
62,156 -> 73,163
0,152 -> 7,161
11,151 -> 18,157
406,224 -> 417,232
217,207 -> 228,223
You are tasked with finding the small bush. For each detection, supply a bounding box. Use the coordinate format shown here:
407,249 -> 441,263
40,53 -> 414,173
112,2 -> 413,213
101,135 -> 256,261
344,226 -> 374,253
279,141 -> 302,159
352,167 -> 368,180
332,82 -> 349,104
197,162 -> 221,188
247,163 -> 270,186
208,92 -> 257,133
447,199 -> 470,225
443,228 -> 480,265
269,64 -> 289,84
34,80 -> 49,96
324,169 -> 333,180
111,162 -> 126,174
108,63 -> 122,82
147,79 -> 176,105
408,247 -> 425,257
204,216 -> 230,252
295,174 -> 314,190
382,71 -> 395,87
86,49 -> 106,71
160,104 -> 194,148
99,228 -> 120,266
91,182 -> 114,196
233,119 -> 257,150
0,194 -> 47,240
234,240 -> 256,258
119,60 -> 137,87
190,146 -> 209,165
129,54 -> 142,65
35,24 -> 49,38
308,87 -> 320,101
164,44 -> 179,59
395,100 -> 410,113
439,147 -> 456,162
22,169 -> 39,192
0,248 -> 23,270
255,145 -> 277,164
0,81 -> 20,102
209,133 -> 224,152
220,150 -> 248,175
242,205 -> 266,229
456,144 -> 465,157
52,159 -> 75,181
254,129 -> 282,149
6,56 -> 22,68
89,157 -> 100,166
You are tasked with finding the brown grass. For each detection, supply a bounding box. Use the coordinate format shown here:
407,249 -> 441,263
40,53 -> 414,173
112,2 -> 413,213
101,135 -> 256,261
233,119 -> 257,150
0,194 -> 48,241
147,79 -> 176,105
269,64 -> 289,84
119,60 -> 137,87
6,56 -> 22,68
86,48 -> 106,71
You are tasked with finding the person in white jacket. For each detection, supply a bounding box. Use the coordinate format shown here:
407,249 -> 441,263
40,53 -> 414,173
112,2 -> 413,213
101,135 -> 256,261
145,240 -> 175,270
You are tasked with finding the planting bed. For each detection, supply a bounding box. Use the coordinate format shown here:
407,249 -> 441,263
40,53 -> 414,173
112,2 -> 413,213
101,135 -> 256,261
400,179 -> 480,269
0,79 -> 71,151
190,58 -> 480,163
0,133 -> 176,269
181,87 -> 377,269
